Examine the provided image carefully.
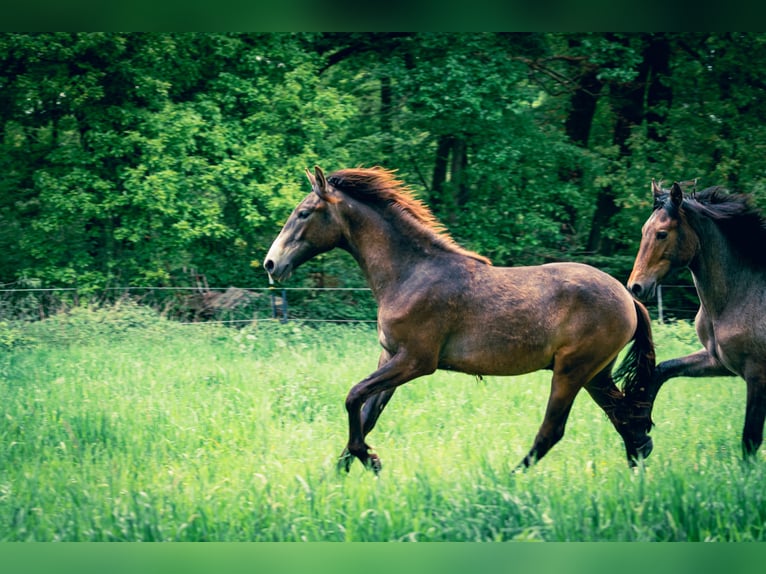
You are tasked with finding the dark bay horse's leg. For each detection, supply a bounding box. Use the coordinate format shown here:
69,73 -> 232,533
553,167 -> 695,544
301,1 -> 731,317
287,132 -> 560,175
641,350 -> 738,455
339,349 -> 434,474
584,367 -> 653,466
646,349 -> 733,426
654,349 -> 733,390
742,367 -> 766,457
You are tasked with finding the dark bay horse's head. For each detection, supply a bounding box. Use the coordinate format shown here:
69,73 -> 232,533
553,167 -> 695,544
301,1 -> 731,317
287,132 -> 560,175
627,180 -> 700,300
264,166 -> 343,282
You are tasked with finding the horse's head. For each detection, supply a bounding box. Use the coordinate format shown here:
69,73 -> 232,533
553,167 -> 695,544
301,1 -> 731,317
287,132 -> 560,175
264,166 -> 343,282
627,180 -> 700,300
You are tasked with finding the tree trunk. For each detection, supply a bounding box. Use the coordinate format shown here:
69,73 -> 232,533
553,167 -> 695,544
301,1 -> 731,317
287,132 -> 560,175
430,135 -> 469,223
430,135 -> 452,215
565,68 -> 603,148
586,34 -> 672,255
451,137 -> 469,208
380,75 -> 394,157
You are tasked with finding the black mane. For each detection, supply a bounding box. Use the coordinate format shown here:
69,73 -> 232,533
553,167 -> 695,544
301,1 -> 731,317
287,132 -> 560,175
661,186 -> 766,267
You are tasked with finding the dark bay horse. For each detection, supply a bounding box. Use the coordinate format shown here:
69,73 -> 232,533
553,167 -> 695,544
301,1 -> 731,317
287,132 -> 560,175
628,180 -> 766,458
265,166 -> 655,472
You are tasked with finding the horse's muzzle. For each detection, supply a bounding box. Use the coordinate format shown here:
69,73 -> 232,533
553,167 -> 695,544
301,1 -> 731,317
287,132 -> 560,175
263,258 -> 292,283
627,280 -> 655,301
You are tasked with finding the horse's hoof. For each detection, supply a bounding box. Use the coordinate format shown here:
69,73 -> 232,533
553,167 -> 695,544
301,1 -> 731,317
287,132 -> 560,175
636,436 -> 653,459
627,436 -> 653,467
337,450 -> 354,474
366,453 -> 382,475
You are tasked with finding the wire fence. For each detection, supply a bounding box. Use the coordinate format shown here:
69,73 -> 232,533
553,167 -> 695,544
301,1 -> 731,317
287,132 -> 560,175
652,284 -> 699,323
0,284 -> 379,326
0,283 -> 699,326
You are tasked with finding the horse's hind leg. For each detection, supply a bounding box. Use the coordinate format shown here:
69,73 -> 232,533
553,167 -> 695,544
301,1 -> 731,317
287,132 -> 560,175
585,367 -> 653,466
517,372 -> 580,469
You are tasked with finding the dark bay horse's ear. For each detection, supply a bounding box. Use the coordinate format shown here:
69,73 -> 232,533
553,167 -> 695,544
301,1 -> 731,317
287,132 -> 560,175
651,179 -> 663,198
312,165 -> 333,202
670,182 -> 684,208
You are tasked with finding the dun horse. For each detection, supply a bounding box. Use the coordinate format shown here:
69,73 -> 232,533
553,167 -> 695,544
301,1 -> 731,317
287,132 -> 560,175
265,166 -> 655,472
628,180 -> 766,457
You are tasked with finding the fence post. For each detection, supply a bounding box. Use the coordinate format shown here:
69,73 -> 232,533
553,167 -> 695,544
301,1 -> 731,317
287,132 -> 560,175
657,284 -> 664,323
280,288 -> 288,323
269,285 -> 278,320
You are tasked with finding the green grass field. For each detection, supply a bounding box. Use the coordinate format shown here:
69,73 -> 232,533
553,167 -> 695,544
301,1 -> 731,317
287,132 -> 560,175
1,303 -> 765,541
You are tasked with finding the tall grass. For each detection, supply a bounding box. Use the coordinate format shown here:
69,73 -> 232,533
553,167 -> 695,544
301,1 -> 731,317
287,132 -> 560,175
1,304 -> 764,541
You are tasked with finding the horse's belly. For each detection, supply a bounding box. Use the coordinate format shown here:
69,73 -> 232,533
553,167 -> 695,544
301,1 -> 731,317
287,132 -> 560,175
438,335 -> 554,376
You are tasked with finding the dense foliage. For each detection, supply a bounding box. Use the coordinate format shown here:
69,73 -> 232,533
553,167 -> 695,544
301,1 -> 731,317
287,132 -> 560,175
3,33 -> 766,297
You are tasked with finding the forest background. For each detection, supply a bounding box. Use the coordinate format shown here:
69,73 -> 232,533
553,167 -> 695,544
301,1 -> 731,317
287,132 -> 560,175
2,32 -> 766,314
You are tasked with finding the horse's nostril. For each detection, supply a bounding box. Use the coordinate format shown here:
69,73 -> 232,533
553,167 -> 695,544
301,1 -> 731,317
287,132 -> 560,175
264,259 -> 275,273
630,283 -> 643,297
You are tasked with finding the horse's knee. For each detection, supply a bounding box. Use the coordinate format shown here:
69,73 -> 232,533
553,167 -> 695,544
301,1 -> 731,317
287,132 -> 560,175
345,387 -> 364,413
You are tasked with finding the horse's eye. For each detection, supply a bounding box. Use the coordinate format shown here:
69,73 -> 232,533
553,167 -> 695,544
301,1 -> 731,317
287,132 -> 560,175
655,230 -> 668,240
297,209 -> 311,220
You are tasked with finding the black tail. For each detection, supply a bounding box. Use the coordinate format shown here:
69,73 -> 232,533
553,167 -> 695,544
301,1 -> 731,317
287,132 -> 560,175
614,300 -> 655,394
614,300 -> 656,431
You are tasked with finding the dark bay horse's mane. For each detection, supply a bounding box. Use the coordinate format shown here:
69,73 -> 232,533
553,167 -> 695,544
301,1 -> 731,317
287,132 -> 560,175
662,185 -> 766,267
327,167 -> 491,265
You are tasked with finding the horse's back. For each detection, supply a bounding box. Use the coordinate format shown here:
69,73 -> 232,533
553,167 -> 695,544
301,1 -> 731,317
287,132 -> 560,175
489,261 -> 636,318
433,260 -> 638,376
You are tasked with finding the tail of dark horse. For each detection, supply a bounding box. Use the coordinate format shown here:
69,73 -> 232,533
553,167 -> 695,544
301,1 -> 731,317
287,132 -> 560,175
613,300 -> 656,434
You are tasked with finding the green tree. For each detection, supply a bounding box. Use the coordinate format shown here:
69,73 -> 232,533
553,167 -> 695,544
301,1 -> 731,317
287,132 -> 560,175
3,32 -> 766,311
0,33 -> 355,288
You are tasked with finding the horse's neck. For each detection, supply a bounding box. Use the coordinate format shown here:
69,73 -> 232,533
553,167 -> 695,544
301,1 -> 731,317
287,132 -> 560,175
339,202 -> 448,299
688,216 -> 746,317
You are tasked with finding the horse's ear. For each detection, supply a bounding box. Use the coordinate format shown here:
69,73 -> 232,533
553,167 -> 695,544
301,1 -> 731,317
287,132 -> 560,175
651,179 -> 663,198
312,165 -> 333,201
670,182 -> 684,207
305,167 -> 316,188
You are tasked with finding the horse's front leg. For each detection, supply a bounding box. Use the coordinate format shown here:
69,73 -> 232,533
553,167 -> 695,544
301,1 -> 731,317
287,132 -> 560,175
337,352 -> 397,470
620,349 -> 731,452
362,350 -> 396,436
338,350 -> 433,474
648,350 -> 733,411
622,349 -> 732,427
742,365 -> 766,457
337,388 -> 397,473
